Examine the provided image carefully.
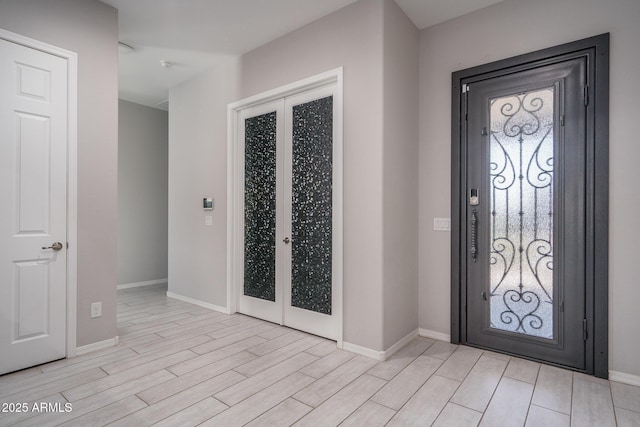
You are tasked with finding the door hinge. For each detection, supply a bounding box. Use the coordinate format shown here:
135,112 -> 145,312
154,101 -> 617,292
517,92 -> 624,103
481,291 -> 487,301
560,115 -> 565,126
560,300 -> 564,312
583,85 -> 589,107
583,318 -> 588,341
462,83 -> 469,93
66,242 -> 69,249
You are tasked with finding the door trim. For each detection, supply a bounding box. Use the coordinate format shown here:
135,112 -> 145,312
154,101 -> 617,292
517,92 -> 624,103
227,67 -> 344,347
0,28 -> 78,359
450,34 -> 609,377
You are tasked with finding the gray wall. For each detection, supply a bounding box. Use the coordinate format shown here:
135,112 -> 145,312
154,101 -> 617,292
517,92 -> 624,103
118,100 -> 168,286
168,58 -> 240,307
418,0 -> 640,376
0,0 -> 119,346
382,0 -> 419,349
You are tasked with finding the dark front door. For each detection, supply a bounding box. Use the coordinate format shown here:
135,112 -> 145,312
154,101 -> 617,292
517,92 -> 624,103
464,58 -> 587,369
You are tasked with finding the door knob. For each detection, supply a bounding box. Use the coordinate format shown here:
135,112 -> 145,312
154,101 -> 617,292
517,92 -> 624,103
42,242 -> 63,251
283,237 -> 291,244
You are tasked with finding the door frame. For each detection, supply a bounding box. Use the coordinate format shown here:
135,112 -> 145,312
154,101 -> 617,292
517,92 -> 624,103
0,28 -> 78,359
227,67 -> 344,346
450,34 -> 609,377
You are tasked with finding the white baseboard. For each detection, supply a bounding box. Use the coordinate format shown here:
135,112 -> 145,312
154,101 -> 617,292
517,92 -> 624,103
609,370 -> 640,387
419,328 -> 451,342
383,329 -> 419,360
343,329 -> 420,362
117,279 -> 167,290
342,341 -> 385,361
76,336 -> 119,356
166,291 -> 230,314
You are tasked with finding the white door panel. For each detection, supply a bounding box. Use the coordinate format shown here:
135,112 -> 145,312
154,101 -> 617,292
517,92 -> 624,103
1,38 -> 68,374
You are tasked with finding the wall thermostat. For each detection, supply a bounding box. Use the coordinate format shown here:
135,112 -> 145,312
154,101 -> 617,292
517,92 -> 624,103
203,197 -> 214,210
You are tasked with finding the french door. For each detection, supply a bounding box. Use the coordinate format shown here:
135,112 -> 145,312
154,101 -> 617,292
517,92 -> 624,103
452,35 -> 609,375
236,84 -> 340,341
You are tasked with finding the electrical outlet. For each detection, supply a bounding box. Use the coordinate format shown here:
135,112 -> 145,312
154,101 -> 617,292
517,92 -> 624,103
91,302 -> 102,318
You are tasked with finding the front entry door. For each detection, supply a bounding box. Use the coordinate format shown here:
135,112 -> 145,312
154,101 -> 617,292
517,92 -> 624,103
238,84 -> 339,340
0,38 -> 68,374
464,58 -> 587,369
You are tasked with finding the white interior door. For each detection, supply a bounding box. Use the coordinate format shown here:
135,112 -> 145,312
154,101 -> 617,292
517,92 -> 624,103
237,83 -> 340,341
283,86 -> 339,339
237,100 -> 284,325
0,38 -> 68,374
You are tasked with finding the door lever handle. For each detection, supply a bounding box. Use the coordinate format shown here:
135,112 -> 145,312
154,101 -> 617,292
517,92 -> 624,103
470,209 -> 478,261
42,242 -> 63,251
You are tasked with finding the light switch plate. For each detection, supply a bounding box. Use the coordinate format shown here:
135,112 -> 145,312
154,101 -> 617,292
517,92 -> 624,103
433,217 -> 451,232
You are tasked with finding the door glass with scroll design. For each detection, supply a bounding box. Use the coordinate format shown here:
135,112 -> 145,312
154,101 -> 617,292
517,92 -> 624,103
489,87 -> 555,339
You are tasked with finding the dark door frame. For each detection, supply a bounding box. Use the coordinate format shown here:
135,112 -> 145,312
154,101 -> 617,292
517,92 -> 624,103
450,33 -> 609,378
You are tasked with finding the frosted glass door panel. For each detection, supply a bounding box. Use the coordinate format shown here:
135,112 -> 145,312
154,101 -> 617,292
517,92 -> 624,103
291,96 -> 333,315
244,112 -> 277,301
489,88 -> 554,339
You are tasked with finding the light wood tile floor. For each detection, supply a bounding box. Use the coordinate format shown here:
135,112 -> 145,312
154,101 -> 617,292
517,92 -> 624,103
1,284 -> 638,426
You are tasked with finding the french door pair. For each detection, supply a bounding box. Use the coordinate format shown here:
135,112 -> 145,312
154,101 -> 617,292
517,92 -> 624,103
237,85 -> 339,340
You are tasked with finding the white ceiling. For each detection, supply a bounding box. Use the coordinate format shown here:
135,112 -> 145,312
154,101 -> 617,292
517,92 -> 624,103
103,0 -> 504,109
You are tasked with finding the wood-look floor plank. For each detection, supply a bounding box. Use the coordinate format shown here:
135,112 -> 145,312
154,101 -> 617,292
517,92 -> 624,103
62,350 -> 196,402
108,371 -> 244,427
58,396 -> 148,427
294,374 -> 386,427
202,372 -> 316,427
0,368 -> 108,405
367,337 -> 434,380
434,347 -> 483,382
339,400 -> 396,427
15,370 -> 175,427
450,354 -> 508,412
137,351 -> 255,405
531,364 -> 573,415
167,336 -> 267,376
371,355 -> 443,410
503,357 -> 540,384
524,404 -> 570,427
299,348 -> 356,379
615,407 -> 640,427
215,352 -> 318,406
293,355 -> 378,408
246,330 -> 307,356
234,336 -> 322,376
304,340 -> 338,357
244,398 -> 313,427
190,324 -> 274,355
432,402 -> 482,427
0,393 -> 68,427
387,375 -> 461,427
151,397 -> 228,427
571,375 -> 616,427
479,377 -> 534,427
610,381 -> 640,413
422,341 -> 459,360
